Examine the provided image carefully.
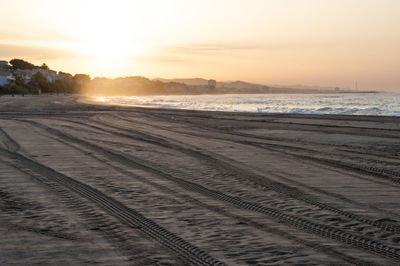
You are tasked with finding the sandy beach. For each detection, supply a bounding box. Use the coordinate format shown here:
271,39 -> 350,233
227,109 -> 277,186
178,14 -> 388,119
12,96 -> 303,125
1,95 -> 400,265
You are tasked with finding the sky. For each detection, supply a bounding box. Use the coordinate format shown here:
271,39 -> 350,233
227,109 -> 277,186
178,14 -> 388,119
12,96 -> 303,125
0,0 -> 399,91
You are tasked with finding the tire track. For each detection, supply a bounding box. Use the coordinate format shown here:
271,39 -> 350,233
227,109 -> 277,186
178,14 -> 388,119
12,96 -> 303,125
0,147 -> 225,266
2,160 -> 160,265
106,112 -> 400,185
86,115 -> 400,233
23,119 -> 400,263
91,114 -> 400,210
41,126 -> 374,265
130,111 -> 400,165
0,127 -> 20,152
144,110 -> 400,137
244,141 -> 400,184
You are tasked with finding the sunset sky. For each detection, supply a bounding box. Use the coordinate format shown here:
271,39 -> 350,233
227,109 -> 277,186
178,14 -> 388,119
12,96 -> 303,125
0,0 -> 399,91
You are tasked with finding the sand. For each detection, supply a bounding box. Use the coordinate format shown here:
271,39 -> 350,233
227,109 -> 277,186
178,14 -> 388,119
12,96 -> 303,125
1,94 -> 400,265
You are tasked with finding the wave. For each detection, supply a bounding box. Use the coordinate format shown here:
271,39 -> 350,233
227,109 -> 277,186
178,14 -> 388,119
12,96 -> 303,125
93,93 -> 400,116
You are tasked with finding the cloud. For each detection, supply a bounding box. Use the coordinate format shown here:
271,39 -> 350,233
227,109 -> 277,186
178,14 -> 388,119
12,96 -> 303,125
132,42 -> 286,64
0,43 -> 77,60
134,55 -> 187,63
156,41 -> 344,59
0,28 -> 79,43
137,42 -> 294,64
159,43 -> 266,56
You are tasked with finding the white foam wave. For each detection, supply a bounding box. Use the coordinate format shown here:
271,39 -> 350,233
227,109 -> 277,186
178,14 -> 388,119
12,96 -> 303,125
93,93 -> 400,116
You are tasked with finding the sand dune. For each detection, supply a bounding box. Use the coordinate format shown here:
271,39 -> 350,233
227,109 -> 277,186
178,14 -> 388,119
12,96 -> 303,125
1,95 -> 400,265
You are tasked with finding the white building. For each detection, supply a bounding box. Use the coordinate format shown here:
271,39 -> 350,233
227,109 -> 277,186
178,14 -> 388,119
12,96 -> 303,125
13,69 -> 33,84
33,68 -> 58,83
13,68 -> 58,83
0,61 -> 12,86
0,60 -> 10,71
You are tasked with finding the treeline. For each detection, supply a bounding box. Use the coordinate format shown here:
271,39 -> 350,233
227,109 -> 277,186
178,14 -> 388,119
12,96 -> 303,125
82,76 -> 190,96
1,58 -> 206,96
0,72 -> 90,96
8,59 -> 49,71
24,72 -> 90,94
0,83 -> 29,96
0,59 -> 90,96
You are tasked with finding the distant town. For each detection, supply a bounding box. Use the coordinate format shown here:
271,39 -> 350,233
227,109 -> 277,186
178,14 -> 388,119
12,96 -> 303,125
0,59 -> 90,96
0,59 -> 376,96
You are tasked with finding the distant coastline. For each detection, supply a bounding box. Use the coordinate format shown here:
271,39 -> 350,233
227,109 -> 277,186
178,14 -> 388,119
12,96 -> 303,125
1,58 -> 379,96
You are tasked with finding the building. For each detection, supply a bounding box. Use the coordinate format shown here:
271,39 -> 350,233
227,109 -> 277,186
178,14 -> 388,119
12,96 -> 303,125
0,60 -> 11,71
208,79 -> 217,89
13,69 -> 34,84
0,72 -> 14,86
13,68 -> 58,84
0,61 -> 13,86
33,68 -> 58,83
0,75 -> 10,86
164,82 -> 188,93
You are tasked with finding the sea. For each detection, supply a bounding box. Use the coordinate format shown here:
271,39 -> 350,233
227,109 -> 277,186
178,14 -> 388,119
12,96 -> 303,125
94,92 -> 400,116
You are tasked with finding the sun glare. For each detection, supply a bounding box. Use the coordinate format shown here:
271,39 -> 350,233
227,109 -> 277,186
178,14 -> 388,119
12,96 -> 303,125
77,33 -> 146,73
68,1 -> 148,76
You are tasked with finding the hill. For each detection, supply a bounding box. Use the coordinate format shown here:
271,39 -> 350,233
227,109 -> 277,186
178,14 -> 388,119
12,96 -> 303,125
155,78 -> 270,91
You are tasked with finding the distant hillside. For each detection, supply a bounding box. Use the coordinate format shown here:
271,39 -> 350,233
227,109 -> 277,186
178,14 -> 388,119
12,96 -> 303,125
154,78 -> 362,93
271,84 -> 343,91
2,57 -> 369,97
155,78 -> 269,90
155,78 -> 209,86
219,80 -> 269,90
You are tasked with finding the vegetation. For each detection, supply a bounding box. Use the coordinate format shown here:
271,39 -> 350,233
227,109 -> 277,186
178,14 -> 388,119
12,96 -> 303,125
9,59 -> 36,70
10,59 -> 50,71
82,76 -> 190,96
28,72 -> 51,93
40,63 -> 49,70
0,82 -> 29,96
2,58 -> 207,96
0,58 -> 93,96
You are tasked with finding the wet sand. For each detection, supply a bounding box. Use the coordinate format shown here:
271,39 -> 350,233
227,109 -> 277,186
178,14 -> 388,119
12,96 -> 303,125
1,95 -> 400,265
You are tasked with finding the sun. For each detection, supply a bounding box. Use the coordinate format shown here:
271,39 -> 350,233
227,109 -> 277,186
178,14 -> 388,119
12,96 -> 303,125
68,1 -> 148,76
74,25 -> 147,76
78,33 -> 143,67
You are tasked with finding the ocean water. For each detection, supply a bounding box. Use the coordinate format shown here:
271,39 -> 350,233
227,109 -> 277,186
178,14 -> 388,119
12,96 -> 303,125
94,93 -> 400,116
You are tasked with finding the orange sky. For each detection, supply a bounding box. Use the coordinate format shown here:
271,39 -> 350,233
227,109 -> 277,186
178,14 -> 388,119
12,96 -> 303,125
0,0 -> 399,91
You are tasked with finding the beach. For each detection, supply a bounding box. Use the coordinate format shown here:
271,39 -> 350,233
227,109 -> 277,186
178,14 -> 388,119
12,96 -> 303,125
1,95 -> 400,265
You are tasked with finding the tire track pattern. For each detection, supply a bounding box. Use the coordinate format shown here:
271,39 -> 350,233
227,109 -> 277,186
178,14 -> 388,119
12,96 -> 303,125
0,127 -> 20,152
0,148 -> 225,266
130,111 -> 400,184
247,141 -> 400,185
25,120 -> 400,263
90,116 -> 400,234
46,128 -> 375,265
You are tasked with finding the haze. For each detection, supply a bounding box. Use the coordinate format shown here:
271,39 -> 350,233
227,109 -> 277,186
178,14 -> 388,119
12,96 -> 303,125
0,0 -> 399,91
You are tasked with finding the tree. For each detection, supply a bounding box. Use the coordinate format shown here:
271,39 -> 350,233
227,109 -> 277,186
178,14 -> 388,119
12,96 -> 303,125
0,83 -> 28,96
40,63 -> 49,70
73,74 -> 91,93
58,71 -> 73,79
29,72 -> 51,93
13,75 -> 25,85
9,59 -> 35,70
73,74 -> 91,83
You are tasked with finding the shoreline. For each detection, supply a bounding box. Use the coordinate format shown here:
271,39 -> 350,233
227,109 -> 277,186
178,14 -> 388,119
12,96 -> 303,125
87,92 -> 400,117
0,94 -> 399,120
